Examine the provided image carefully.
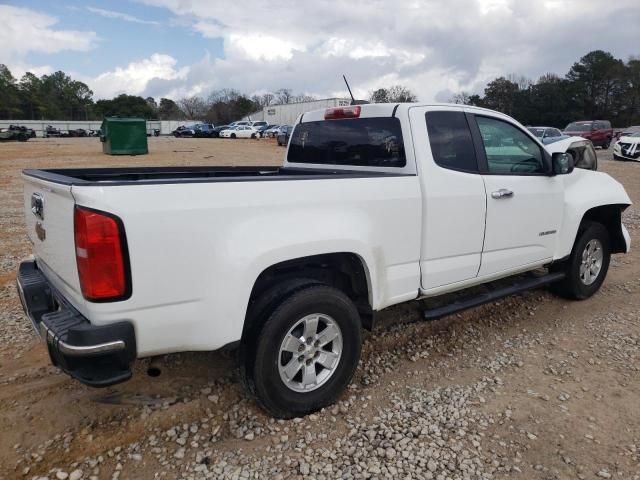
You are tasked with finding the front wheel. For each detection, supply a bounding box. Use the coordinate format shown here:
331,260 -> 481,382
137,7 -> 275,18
244,284 -> 362,418
603,138 -> 611,149
551,221 -> 610,299
230,133 -> 236,139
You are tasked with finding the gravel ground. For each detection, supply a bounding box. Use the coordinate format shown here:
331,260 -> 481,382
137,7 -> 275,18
0,139 -> 638,480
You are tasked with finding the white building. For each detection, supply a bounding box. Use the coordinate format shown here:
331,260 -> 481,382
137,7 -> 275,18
244,98 -> 352,125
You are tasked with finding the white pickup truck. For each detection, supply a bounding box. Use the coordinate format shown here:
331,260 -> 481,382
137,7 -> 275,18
17,103 -> 631,418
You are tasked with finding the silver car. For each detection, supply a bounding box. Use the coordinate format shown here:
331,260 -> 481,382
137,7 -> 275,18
527,126 -> 570,145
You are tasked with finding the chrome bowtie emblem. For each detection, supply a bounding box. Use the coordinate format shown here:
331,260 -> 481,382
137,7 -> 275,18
31,193 -> 44,220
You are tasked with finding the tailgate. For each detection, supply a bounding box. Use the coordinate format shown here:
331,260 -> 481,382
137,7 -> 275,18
23,174 -> 84,307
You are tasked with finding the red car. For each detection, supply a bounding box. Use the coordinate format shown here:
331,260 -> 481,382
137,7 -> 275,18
563,120 -> 613,149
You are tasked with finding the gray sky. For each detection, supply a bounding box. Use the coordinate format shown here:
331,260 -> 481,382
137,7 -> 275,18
1,0 -> 639,100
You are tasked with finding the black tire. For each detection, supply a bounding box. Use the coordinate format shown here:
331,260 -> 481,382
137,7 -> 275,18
551,221 -> 610,300
243,284 -> 362,418
231,133 -> 236,139
613,153 -> 621,160
251,133 -> 256,139
602,138 -> 611,149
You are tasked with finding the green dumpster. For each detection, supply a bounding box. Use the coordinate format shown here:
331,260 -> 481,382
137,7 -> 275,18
100,117 -> 149,155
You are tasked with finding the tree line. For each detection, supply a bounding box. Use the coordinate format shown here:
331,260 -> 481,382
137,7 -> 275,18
450,50 -> 640,128
0,65 -> 317,124
1,50 -> 638,127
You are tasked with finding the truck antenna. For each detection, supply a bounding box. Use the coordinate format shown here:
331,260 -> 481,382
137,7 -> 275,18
343,75 -> 369,105
343,75 -> 356,104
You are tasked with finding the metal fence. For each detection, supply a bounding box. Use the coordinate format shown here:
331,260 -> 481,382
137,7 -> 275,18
0,120 -> 197,137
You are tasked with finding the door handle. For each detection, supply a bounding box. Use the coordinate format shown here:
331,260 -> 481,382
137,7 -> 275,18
491,189 -> 514,199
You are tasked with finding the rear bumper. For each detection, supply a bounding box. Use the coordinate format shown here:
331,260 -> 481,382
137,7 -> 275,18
16,259 -> 136,387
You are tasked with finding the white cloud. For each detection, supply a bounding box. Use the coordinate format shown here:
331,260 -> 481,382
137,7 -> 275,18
128,0 -> 640,102
8,0 -> 639,103
0,5 -> 96,59
477,0 -> 511,14
86,54 -> 188,98
227,33 -> 302,61
86,7 -> 161,25
5,62 -> 54,80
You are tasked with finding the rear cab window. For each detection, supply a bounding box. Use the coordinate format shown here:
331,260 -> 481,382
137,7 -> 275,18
425,111 -> 478,172
287,117 -> 406,168
565,122 -> 593,132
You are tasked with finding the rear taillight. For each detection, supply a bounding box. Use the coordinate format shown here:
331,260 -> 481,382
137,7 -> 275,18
324,105 -> 361,120
74,206 -> 129,301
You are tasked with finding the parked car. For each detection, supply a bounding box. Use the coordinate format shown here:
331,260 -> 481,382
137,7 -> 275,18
617,125 -> 640,138
527,126 -> 569,145
17,103 -> 631,418
220,125 -> 260,139
0,127 -> 30,141
613,130 -> 640,161
563,120 -> 613,149
250,121 -> 268,129
210,125 -> 230,138
263,125 -> 282,138
172,125 -> 196,138
44,125 -> 62,138
276,125 -> 293,146
218,126 -> 238,138
8,125 -> 36,138
193,124 -> 215,138
147,128 -> 160,137
58,128 -> 88,138
63,128 -> 88,138
253,124 -> 272,137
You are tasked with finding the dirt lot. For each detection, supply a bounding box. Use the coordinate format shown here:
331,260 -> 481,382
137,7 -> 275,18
0,138 -> 638,480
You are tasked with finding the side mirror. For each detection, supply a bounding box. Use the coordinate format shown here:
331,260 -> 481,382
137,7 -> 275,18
552,152 -> 574,175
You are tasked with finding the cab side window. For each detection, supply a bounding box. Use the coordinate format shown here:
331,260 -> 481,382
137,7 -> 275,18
476,116 -> 545,174
425,111 -> 478,172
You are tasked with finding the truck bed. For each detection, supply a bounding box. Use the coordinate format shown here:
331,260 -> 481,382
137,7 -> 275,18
23,166 -> 407,186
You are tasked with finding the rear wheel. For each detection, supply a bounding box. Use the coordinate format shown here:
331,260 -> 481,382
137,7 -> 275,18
551,221 -> 610,299
243,284 -> 362,418
603,138 -> 611,149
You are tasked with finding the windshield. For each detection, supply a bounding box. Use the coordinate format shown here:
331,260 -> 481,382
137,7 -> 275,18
287,117 -> 406,168
528,128 -> 545,138
565,122 -> 592,132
